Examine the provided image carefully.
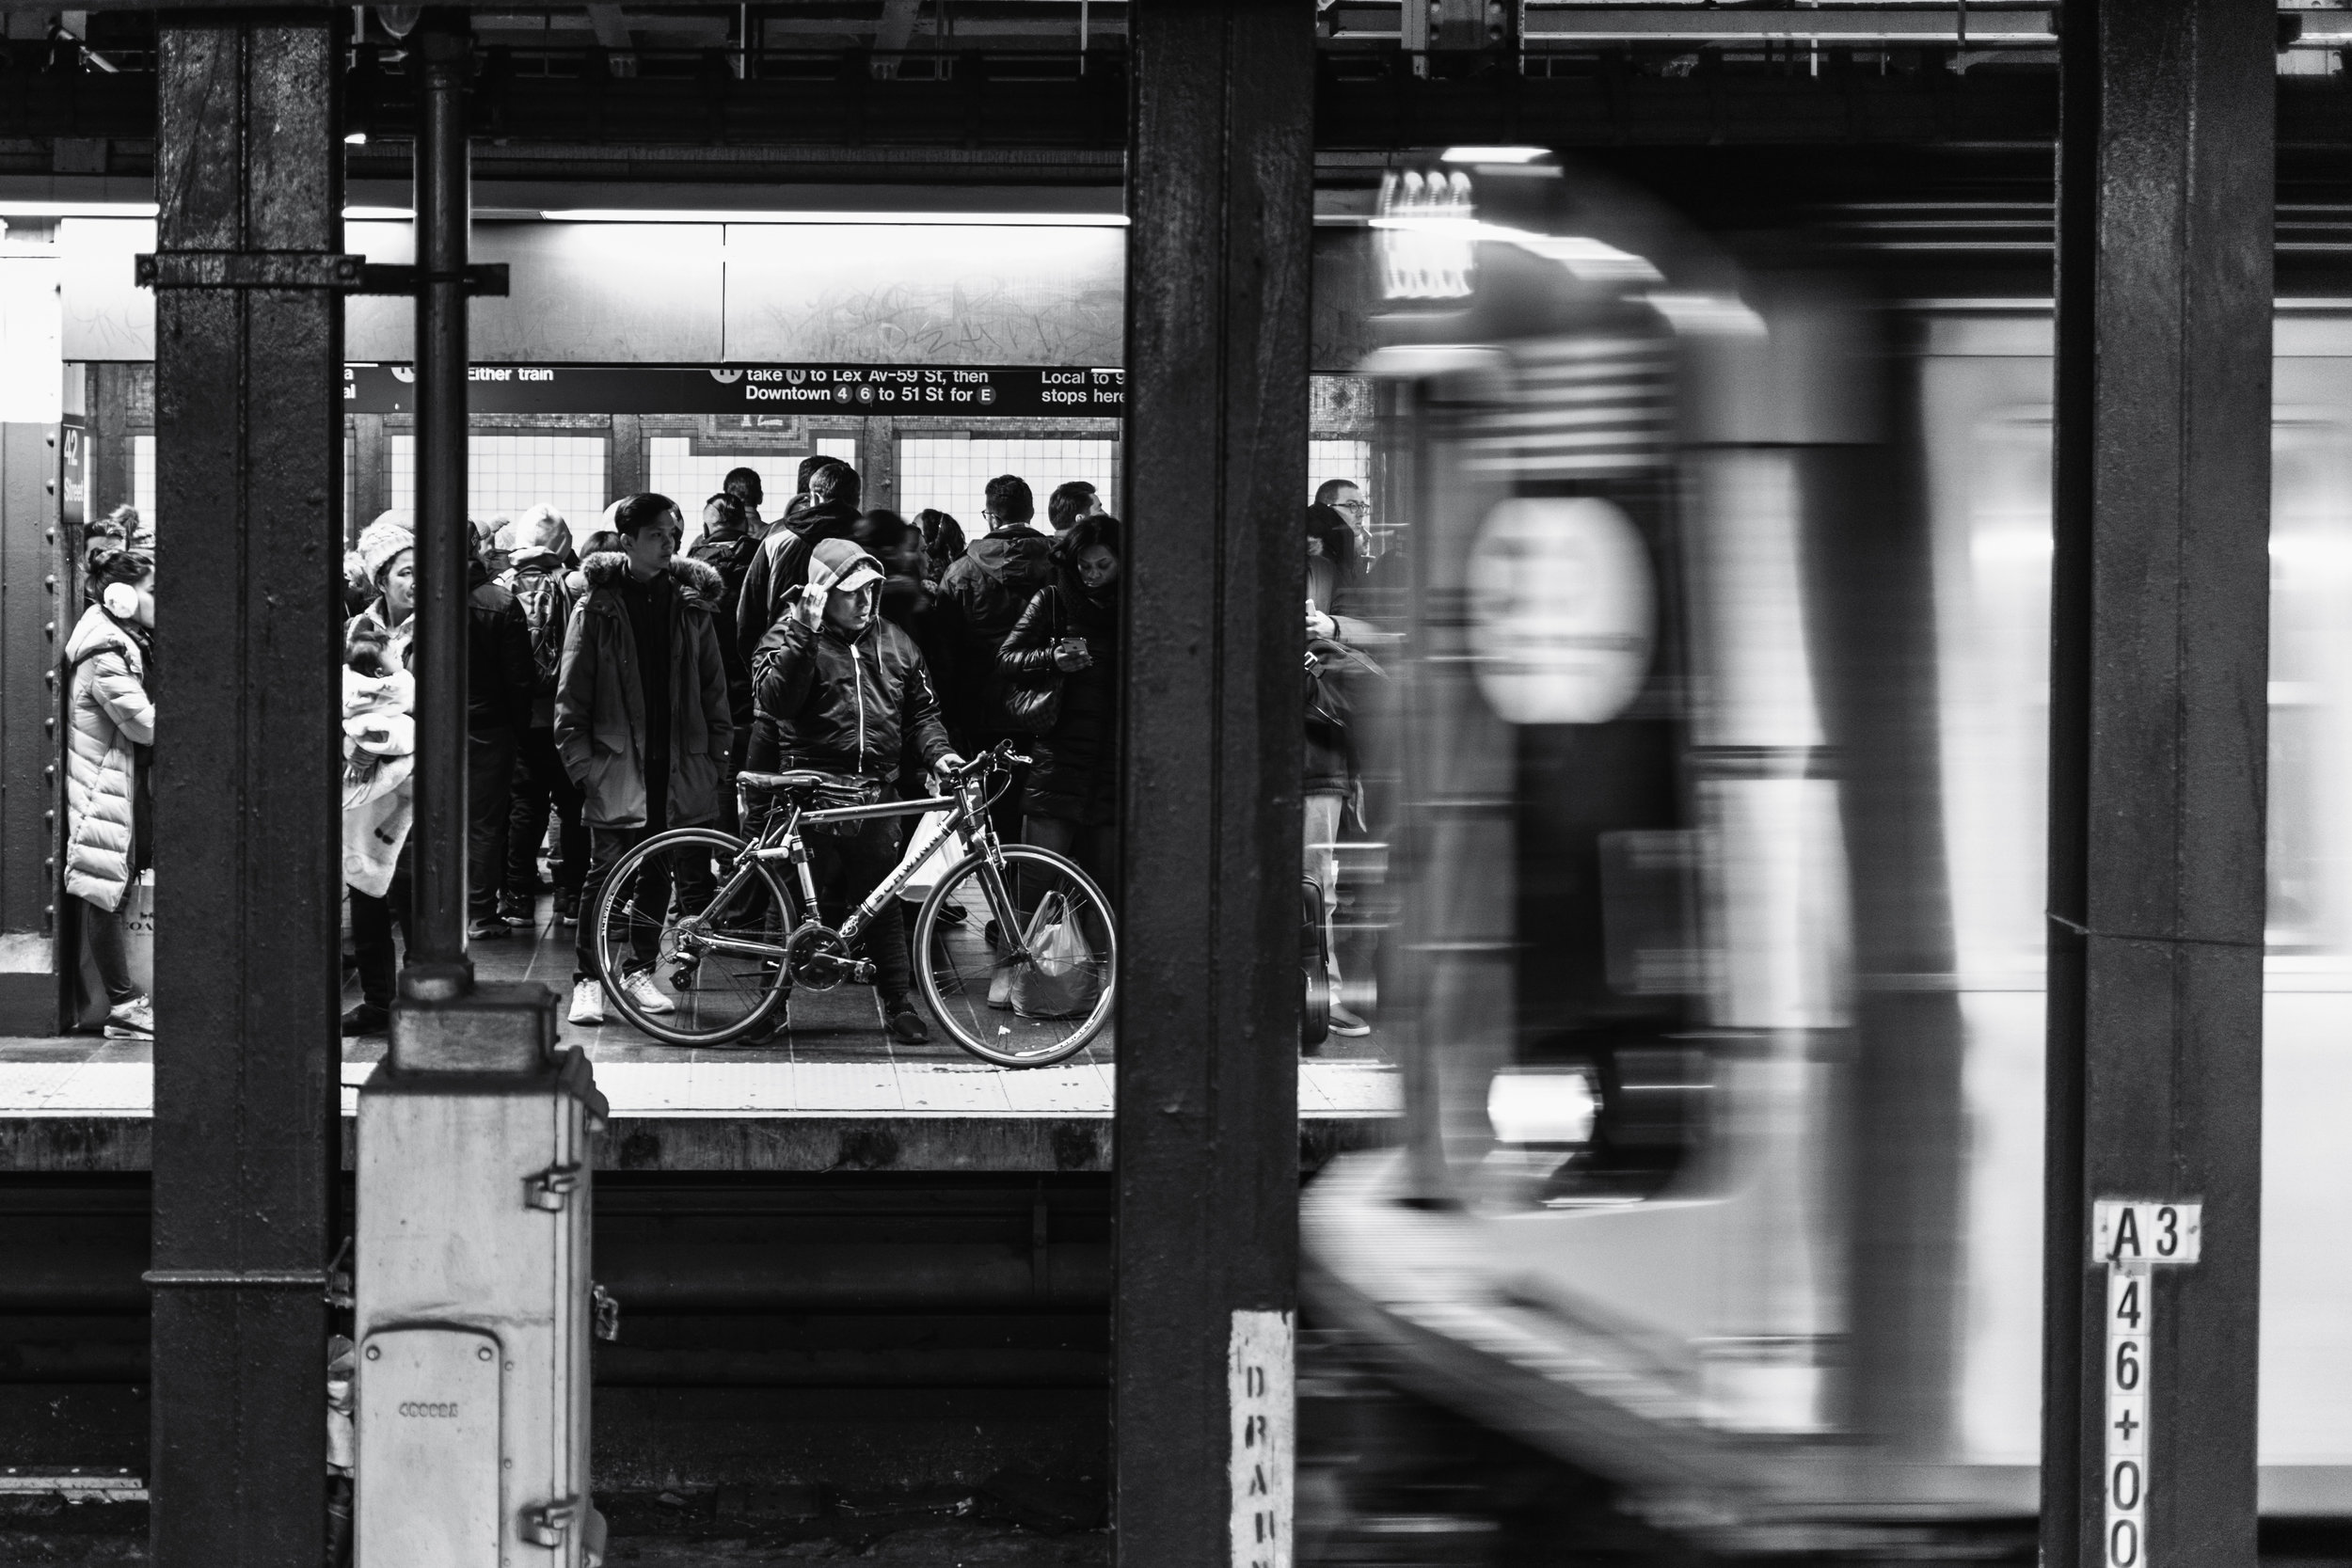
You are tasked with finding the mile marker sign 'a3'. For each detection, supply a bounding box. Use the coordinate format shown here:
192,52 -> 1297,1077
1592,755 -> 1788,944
2091,1199 -> 2203,1568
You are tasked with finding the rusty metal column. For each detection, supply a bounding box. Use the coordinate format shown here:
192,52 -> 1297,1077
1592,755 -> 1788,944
145,14 -> 344,1566
2041,4 -> 2273,1568
1116,1 -> 1313,1564
405,9 -> 472,993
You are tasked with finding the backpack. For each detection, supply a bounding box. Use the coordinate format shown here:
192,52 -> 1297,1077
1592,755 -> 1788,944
510,563 -> 572,696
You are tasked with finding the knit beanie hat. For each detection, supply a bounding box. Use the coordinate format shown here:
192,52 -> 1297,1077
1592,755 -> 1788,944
357,512 -> 416,584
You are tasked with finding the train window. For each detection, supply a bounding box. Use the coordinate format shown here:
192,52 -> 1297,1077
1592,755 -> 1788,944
1932,411 -> 2352,967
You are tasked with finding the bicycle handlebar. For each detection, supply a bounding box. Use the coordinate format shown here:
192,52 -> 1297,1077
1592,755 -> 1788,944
939,740 -> 1033,779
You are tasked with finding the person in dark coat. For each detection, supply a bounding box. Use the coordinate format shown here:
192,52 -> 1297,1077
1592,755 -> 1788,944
1303,502 -> 1378,1037
752,537 -> 963,1044
854,509 -> 963,800
936,474 -> 1057,750
554,494 -> 735,1029
467,530 -> 538,942
915,509 -> 966,583
689,491 -> 761,824
735,461 -> 862,683
723,465 -> 767,540
996,515 -> 1120,898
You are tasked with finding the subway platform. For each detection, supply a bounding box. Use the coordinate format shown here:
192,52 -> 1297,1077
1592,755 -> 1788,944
0,892 -> 1401,1177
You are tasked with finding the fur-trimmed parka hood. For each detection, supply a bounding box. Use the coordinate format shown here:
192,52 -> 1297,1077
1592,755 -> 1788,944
579,550 -> 724,610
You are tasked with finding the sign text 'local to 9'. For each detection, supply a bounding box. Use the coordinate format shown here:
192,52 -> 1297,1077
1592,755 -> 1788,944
343,363 -> 1126,418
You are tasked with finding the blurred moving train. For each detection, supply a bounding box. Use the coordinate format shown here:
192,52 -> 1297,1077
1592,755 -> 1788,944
1301,154 -> 2352,1554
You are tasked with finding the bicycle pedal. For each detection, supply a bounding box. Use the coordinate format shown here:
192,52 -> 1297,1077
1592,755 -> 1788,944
850,959 -> 877,985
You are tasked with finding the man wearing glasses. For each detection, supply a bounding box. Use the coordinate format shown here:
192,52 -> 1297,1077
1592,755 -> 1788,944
1315,479 -> 1374,566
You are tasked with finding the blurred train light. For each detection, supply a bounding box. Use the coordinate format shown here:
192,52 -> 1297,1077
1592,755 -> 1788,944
1440,145 -> 1549,164
1643,290 -> 1769,338
1465,498 -> 1655,725
1375,169 -> 1477,299
1486,1070 -> 1598,1148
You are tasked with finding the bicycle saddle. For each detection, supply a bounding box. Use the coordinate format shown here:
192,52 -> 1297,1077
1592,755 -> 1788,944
736,770 -> 836,801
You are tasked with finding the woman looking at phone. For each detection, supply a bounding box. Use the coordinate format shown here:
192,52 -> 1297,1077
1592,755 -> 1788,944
997,515 -> 1121,898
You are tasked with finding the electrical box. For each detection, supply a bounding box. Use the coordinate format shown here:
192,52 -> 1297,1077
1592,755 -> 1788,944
355,1010 -> 606,1568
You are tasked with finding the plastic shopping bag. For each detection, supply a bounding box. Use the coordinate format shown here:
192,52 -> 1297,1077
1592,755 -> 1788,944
1009,892 -> 1103,1020
892,810 -> 959,901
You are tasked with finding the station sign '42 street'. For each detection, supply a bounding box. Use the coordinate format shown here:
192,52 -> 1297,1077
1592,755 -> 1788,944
342,363 -> 1126,419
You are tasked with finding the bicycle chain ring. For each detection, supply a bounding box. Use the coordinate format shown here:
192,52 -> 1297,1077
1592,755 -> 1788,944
785,921 -> 852,990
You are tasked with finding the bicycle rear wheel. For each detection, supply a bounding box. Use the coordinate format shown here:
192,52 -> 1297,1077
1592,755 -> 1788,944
913,846 -> 1116,1068
592,827 -> 795,1046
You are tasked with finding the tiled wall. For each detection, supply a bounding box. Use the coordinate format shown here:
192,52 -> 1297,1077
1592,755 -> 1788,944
896,436 -> 1119,528
387,434 -> 610,528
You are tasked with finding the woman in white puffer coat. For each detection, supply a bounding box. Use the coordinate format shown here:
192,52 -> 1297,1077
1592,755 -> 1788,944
64,545 -> 156,1039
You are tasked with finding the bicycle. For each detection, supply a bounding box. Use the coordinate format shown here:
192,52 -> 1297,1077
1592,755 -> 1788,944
588,741 -> 1118,1067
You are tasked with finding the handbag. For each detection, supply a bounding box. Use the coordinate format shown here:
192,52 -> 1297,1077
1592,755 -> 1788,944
1001,595 -> 1069,736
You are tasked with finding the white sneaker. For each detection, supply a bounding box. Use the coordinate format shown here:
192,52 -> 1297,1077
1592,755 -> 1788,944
103,994 -> 154,1039
620,970 -> 675,1015
568,977 -> 608,1026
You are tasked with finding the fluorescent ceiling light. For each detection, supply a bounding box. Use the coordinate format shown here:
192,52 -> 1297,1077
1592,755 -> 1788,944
345,206 -> 415,220
541,208 -> 1128,227
344,131 -> 368,145
0,201 -> 157,218
1440,145 -> 1549,165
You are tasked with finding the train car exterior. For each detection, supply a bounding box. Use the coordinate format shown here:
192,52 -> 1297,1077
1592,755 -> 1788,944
1302,158 -> 2352,1544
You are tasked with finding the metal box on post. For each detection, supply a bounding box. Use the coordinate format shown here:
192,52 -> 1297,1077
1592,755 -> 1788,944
354,988 -> 606,1568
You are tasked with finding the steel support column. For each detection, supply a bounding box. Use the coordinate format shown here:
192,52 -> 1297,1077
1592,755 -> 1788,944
405,10 -> 472,992
147,15 -> 344,1566
2041,4 -> 2272,1567
1116,1 -> 1313,1563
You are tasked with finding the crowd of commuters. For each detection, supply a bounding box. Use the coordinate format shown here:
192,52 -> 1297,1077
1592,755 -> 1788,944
68,459 -> 1385,1050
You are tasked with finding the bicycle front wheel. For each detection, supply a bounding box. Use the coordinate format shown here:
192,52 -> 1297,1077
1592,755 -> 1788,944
913,845 -> 1116,1068
592,827 -> 796,1047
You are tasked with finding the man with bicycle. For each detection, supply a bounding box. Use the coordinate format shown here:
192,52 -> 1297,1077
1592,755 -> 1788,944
751,537 -> 963,1043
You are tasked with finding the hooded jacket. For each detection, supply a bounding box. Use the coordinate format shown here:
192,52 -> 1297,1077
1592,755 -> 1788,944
62,605 -> 154,913
937,528 -> 1057,741
554,552 -> 734,830
736,496 -> 862,671
749,546 -> 954,783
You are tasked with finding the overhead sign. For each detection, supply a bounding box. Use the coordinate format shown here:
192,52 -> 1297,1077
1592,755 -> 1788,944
342,362 -> 1125,418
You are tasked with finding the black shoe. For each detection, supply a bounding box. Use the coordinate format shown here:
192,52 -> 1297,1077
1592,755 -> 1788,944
469,915 -> 511,942
882,997 -> 930,1045
341,1003 -> 390,1037
554,889 -> 580,927
499,895 -> 533,925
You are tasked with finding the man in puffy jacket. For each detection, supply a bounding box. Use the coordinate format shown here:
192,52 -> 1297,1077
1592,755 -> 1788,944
936,473 -> 1057,752
555,494 -> 735,1028
752,537 -> 962,1044
736,460 -> 862,680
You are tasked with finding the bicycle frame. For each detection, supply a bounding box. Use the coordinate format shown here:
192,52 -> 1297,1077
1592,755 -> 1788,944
682,768 -> 1032,972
